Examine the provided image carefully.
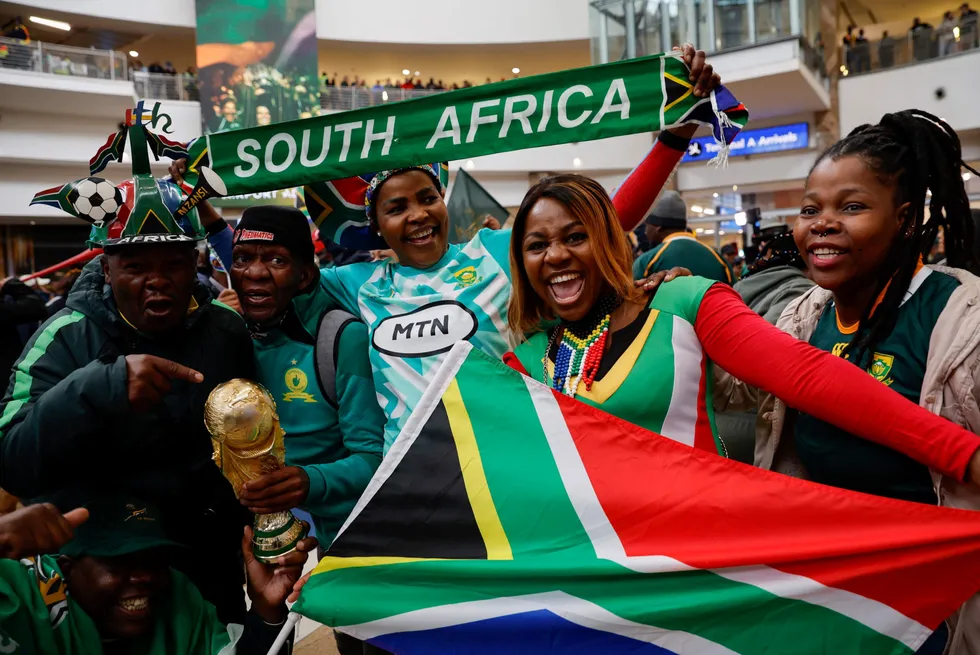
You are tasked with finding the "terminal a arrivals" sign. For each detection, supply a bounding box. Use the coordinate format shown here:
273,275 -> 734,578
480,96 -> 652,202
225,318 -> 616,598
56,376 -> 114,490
682,122 -> 809,163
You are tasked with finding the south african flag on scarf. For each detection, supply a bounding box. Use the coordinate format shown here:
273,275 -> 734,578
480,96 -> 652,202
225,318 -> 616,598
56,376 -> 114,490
292,342 -> 980,655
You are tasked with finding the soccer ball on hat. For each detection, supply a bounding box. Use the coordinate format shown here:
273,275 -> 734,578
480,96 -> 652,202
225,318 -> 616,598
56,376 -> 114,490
67,177 -> 122,227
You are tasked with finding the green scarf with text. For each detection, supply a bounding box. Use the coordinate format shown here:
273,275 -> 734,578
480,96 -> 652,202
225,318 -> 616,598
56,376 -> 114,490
180,52 -> 748,205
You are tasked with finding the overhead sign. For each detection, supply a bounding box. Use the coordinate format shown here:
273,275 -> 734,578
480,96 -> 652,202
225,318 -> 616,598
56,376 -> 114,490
682,122 -> 809,163
210,187 -> 300,208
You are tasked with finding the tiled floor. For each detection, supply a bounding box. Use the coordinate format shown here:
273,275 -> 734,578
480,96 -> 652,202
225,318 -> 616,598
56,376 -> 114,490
295,625 -> 341,654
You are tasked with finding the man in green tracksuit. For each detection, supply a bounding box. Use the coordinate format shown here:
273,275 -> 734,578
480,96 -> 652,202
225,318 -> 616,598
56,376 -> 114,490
633,191 -> 733,285
226,207 -> 384,549
0,493 -> 315,654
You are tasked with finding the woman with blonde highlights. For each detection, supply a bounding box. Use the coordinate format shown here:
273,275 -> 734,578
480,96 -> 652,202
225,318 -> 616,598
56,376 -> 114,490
502,174 -> 980,487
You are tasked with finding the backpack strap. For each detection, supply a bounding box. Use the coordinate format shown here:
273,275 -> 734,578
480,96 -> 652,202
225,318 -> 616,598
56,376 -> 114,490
314,309 -> 360,407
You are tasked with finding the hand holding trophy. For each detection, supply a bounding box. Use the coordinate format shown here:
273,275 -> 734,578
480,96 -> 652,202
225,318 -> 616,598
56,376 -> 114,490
204,379 -> 307,562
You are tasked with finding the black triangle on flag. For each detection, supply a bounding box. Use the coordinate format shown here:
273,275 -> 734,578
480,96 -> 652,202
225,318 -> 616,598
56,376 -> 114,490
328,400 -> 488,560
663,73 -> 692,110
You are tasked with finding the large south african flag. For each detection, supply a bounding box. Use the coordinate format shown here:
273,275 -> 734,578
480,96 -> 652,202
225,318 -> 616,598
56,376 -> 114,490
292,342 -> 980,654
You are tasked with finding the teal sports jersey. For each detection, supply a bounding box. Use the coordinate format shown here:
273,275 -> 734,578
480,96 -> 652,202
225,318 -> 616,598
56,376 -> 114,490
794,267 -> 960,504
320,227 -> 513,450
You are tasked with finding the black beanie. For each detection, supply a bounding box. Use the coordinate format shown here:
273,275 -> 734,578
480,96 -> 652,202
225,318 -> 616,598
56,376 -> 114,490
234,206 -> 314,263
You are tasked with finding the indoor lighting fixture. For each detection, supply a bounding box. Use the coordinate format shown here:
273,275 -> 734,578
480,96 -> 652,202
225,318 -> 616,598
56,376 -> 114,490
734,211 -> 747,226
704,229 -> 716,235
690,205 -> 704,213
738,228 -> 744,234
732,184 -> 738,192
465,160 -> 475,170
712,192 -> 719,198
129,50 -> 139,57
719,230 -> 726,236
30,16 -> 71,31
573,157 -> 582,168
512,67 -> 520,74
963,172 -> 972,182
414,70 -> 420,76
702,208 -> 716,216
402,69 -> 410,75
695,228 -> 705,234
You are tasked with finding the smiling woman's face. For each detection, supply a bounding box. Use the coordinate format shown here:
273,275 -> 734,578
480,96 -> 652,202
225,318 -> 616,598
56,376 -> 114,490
520,197 -> 603,323
795,155 -> 907,295
375,170 -> 449,269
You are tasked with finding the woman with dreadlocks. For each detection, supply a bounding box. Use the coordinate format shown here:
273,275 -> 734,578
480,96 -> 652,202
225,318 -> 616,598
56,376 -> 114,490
756,110 -> 980,655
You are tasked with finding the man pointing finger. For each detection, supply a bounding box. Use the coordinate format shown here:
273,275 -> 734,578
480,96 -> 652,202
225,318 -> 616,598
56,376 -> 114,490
0,212 -> 255,626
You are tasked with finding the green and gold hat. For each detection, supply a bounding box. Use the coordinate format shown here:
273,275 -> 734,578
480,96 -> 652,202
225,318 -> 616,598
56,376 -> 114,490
30,101 -> 205,249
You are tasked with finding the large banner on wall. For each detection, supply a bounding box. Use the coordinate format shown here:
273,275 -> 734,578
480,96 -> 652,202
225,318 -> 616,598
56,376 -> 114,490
194,0 -> 320,134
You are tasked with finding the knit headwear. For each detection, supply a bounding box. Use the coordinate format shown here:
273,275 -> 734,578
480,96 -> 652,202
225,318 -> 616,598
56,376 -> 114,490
235,206 -> 315,264
364,165 -> 444,220
644,191 -> 688,229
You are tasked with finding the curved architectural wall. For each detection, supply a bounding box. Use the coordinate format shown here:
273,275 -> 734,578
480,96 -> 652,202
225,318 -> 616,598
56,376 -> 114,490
13,0 -> 590,44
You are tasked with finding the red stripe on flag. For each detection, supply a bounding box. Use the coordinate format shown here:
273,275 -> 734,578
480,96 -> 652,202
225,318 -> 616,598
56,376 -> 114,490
557,390 -> 980,628
330,176 -> 369,208
692,355 -> 715,453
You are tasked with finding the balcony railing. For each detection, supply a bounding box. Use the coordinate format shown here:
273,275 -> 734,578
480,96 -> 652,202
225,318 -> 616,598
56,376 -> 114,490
132,71 -> 200,102
320,86 -> 448,111
841,16 -> 979,77
0,36 -> 128,80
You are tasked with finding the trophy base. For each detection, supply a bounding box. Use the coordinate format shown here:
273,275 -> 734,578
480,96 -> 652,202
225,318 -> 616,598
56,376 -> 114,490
252,510 -> 307,563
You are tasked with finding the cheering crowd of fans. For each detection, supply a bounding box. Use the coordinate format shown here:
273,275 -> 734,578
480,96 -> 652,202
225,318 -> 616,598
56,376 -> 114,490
3,33 -> 980,655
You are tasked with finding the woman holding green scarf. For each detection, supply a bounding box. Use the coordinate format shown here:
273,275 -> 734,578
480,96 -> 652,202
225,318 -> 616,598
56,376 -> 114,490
318,44 -> 719,451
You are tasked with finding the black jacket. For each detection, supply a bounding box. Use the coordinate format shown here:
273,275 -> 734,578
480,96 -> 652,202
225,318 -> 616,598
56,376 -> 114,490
0,279 -> 47,386
0,259 -> 255,623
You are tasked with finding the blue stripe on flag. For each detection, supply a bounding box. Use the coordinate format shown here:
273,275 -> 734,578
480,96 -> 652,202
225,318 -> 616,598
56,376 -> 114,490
369,610 -> 681,655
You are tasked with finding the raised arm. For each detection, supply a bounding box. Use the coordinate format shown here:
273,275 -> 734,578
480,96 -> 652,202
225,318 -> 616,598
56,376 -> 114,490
611,43 -> 719,231
610,132 -> 691,232
694,284 -> 980,482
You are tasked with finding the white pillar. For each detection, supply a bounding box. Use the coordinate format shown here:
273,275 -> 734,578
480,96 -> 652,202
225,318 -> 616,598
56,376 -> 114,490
747,0 -> 757,44
705,0 -> 717,51
625,0 -> 638,59
789,0 -> 801,35
599,11 -> 610,63
684,0 -> 697,44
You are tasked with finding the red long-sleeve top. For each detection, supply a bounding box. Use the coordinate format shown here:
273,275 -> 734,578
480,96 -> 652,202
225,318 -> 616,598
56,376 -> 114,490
507,284 -> 980,482
610,135 -> 686,231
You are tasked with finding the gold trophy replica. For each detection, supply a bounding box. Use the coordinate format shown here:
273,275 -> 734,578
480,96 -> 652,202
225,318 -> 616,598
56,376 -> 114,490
204,379 -> 307,562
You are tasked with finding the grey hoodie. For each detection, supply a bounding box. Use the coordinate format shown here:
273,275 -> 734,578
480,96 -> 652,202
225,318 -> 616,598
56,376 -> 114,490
733,265 -> 814,325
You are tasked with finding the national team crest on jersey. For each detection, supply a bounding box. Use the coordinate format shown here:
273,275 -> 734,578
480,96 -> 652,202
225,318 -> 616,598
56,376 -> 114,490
452,266 -> 482,289
869,353 -> 895,385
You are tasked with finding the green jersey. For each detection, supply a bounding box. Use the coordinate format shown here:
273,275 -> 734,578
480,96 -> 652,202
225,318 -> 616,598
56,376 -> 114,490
633,232 -> 733,285
794,267 -> 960,504
0,555 -> 238,654
513,276 -> 726,455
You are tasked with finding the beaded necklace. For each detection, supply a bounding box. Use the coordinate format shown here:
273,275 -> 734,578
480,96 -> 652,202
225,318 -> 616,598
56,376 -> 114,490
545,295 -> 620,397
